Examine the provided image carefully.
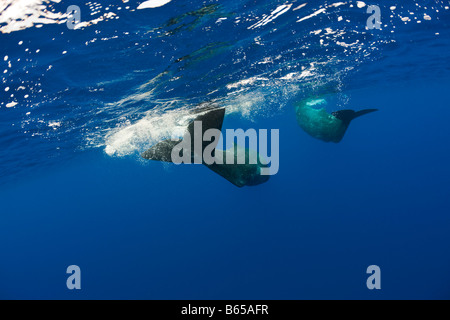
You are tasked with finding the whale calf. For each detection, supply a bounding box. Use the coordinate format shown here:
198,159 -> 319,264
141,107 -> 270,187
295,97 -> 377,143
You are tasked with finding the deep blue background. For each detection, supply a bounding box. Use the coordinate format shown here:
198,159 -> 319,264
1,0 -> 450,299
1,79 -> 450,299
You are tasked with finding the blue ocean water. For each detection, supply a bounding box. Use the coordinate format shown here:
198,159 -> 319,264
1,0 -> 450,299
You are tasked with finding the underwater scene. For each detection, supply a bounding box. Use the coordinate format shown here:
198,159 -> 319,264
1,0 -> 450,299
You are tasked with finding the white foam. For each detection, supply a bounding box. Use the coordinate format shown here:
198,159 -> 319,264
293,3 -> 307,11
297,2 -> 350,23
74,12 -> 117,29
356,1 -> 366,9
297,8 -> 326,23
248,4 -> 292,29
104,107 -> 194,157
137,0 -> 172,9
0,0 -> 117,34
330,2 -> 346,8
0,0 -> 66,34
223,92 -> 267,119
6,101 -> 17,108
226,77 -> 269,89
48,121 -> 61,128
336,41 -> 359,48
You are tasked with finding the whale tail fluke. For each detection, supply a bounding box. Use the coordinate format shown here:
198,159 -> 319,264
141,106 -> 269,187
354,108 -> 378,119
186,107 -> 225,153
141,106 -> 225,163
332,108 -> 378,125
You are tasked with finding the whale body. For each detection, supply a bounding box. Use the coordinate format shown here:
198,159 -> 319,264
141,107 -> 269,187
295,98 -> 377,143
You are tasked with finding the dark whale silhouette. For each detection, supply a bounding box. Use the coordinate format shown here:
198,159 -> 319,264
295,98 -> 378,143
141,107 -> 270,187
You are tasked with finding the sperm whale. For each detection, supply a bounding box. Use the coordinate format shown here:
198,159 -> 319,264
141,107 -> 270,187
295,97 -> 378,143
